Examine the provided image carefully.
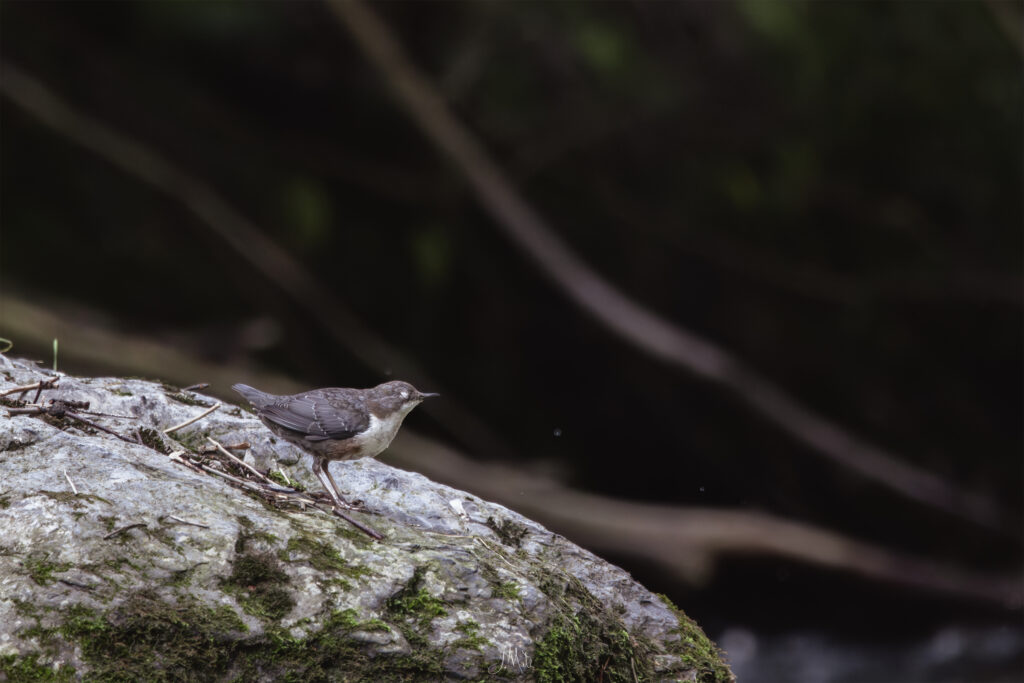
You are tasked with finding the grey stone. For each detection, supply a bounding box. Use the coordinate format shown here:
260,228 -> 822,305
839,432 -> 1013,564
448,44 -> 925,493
0,354 -> 732,681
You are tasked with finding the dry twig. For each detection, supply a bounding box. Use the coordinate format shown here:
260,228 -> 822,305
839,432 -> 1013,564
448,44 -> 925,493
205,436 -> 275,484
63,469 -> 78,496
165,515 -> 210,529
0,377 -> 58,399
103,522 -> 146,540
163,402 -> 220,435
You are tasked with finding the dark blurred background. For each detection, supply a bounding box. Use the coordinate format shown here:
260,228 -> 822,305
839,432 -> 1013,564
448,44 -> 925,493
1,1 -> 1021,681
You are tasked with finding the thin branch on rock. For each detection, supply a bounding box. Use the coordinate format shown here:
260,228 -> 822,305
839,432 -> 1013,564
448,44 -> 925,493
0,378 -> 58,398
165,515 -> 210,529
63,469 -> 78,496
163,402 -> 220,435
103,522 -> 146,540
206,437 -> 276,485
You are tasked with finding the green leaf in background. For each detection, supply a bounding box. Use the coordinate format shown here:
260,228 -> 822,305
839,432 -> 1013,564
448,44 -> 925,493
281,178 -> 333,252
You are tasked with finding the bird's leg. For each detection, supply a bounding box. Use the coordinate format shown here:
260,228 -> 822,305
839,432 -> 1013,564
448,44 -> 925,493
312,458 -> 357,510
312,457 -> 382,540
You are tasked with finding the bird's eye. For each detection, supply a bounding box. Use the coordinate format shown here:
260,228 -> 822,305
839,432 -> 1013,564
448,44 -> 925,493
400,390 -> 409,399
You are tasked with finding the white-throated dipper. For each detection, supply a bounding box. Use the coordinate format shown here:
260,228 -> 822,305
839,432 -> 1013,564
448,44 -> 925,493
232,381 -> 438,513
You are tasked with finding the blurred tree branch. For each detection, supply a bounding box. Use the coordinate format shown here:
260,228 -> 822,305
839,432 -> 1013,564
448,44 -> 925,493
1,294 -> 1018,608
327,0 -> 1011,533
984,0 -> 1024,58
0,58 -> 512,464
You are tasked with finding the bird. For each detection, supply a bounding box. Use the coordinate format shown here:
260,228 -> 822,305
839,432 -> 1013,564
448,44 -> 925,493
232,381 -> 438,513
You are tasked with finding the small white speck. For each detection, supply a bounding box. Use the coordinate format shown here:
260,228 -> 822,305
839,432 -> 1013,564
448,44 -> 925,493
552,428 -> 562,437
699,486 -> 705,493
449,499 -> 467,518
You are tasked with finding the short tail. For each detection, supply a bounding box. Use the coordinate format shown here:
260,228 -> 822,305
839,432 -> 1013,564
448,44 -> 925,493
232,383 -> 276,409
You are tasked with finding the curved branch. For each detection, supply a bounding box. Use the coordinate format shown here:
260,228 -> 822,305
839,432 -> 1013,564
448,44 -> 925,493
0,58 -> 512,463
5,294 -> 1017,607
327,0 -> 1008,532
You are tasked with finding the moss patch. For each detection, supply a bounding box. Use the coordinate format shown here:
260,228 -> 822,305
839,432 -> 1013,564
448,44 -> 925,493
380,566 -> 448,675
280,536 -> 370,580
0,653 -> 76,682
221,552 -> 294,622
137,427 -> 170,454
453,620 -> 488,651
24,556 -> 73,586
385,566 -> 447,631
267,470 -> 305,491
491,580 -> 521,602
58,592 -> 247,681
486,516 -> 529,547
531,574 -> 666,683
13,594 -> 450,682
656,593 -> 733,683
164,391 -> 207,407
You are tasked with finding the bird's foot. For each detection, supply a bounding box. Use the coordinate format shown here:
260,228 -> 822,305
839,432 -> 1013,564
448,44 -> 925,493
315,491 -> 364,511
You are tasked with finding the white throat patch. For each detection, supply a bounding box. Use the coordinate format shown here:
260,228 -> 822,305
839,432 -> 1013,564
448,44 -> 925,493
359,402 -> 417,458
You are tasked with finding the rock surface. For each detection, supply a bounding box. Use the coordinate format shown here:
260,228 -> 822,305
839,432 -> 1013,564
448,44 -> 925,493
0,354 -> 732,682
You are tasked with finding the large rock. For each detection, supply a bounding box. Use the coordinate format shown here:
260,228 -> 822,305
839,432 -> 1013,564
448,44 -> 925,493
0,354 -> 732,682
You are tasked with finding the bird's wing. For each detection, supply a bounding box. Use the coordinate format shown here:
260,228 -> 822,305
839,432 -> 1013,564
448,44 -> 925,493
258,390 -> 368,441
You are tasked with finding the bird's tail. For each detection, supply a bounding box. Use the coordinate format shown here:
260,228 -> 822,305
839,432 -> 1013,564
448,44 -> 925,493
232,383 -> 276,409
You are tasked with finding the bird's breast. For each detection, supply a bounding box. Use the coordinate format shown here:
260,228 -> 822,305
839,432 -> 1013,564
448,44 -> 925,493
349,411 -> 407,459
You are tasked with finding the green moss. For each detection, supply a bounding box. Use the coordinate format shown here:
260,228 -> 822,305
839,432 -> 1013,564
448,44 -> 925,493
266,470 -> 305,491
58,591 -> 247,681
491,581 -> 521,601
0,577 -> 462,680
486,516 -> 529,547
280,536 -> 370,580
110,388 -> 133,397
385,566 -> 447,631
0,492 -> 11,509
24,556 -> 73,586
656,594 -> 733,683
0,653 -> 75,682
380,566 -> 449,676
137,427 -> 170,454
532,575 -> 658,683
166,563 -> 203,587
165,391 -> 207,407
12,598 -> 42,618
453,620 -> 488,651
239,608 -> 439,681
233,518 -> 278,553
221,552 -> 294,622
173,428 -> 210,453
102,556 -> 143,574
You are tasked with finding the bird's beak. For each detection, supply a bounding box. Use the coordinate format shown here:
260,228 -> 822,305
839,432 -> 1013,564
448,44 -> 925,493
419,392 -> 440,399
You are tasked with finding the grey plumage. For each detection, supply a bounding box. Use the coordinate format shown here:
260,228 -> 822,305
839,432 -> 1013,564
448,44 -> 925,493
231,381 -> 438,518
233,384 -> 369,442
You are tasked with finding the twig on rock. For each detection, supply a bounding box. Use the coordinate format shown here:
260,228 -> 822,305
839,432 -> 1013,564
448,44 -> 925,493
63,469 -> 78,496
163,402 -> 220,435
103,522 -> 146,540
0,377 -> 58,399
165,515 -> 210,529
206,437 -> 275,484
